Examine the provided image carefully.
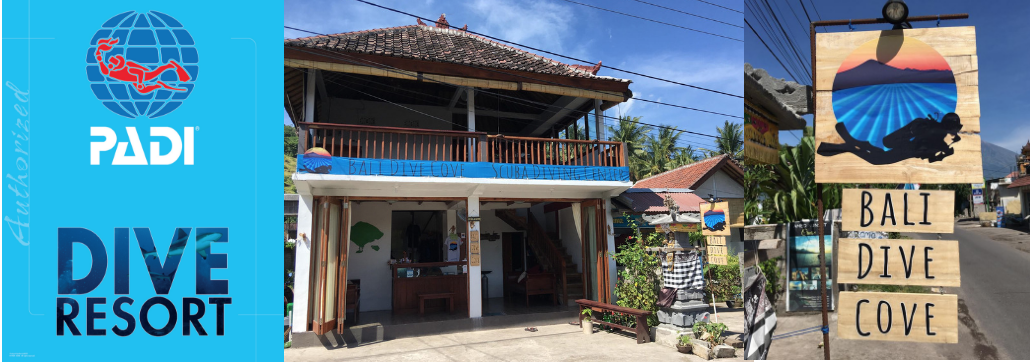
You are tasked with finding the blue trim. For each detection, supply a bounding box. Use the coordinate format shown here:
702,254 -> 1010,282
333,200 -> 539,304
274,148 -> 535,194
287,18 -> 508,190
296,156 -> 631,182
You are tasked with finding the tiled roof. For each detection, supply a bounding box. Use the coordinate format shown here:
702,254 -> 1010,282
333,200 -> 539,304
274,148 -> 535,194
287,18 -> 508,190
1009,175 -> 1030,189
632,154 -> 743,189
622,192 -> 706,213
284,14 -> 625,82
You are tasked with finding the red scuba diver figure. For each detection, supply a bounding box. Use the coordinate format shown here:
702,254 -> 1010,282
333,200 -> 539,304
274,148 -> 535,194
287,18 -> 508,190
95,37 -> 192,94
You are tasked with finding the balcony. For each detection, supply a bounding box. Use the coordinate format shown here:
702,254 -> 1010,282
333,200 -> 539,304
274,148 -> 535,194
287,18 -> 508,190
296,122 -> 629,183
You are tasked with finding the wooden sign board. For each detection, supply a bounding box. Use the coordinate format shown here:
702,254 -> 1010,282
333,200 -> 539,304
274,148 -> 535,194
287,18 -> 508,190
708,245 -> 728,256
838,292 -> 957,343
707,235 -> 727,246
469,253 -> 481,266
842,189 -> 954,234
744,101 -> 780,165
469,230 -> 480,242
814,27 -> 982,184
838,238 -> 960,287
469,241 -> 481,254
700,202 -> 731,236
467,216 -> 482,222
707,255 -> 728,266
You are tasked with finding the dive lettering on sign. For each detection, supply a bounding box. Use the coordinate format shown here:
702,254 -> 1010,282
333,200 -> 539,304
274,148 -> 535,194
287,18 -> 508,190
837,238 -> 960,287
838,292 -> 957,343
842,189 -> 954,234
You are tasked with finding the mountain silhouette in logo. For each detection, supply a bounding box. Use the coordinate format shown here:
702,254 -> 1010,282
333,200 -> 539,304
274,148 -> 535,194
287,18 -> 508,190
832,60 -> 956,91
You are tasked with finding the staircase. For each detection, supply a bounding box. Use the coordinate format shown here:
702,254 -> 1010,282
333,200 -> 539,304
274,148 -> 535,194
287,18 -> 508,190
495,209 -> 581,304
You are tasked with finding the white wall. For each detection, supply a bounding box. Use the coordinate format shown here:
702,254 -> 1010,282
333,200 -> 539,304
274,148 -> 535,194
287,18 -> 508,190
347,202 -> 394,311
478,211 -> 518,298
694,170 -> 745,199
559,205 -> 583,273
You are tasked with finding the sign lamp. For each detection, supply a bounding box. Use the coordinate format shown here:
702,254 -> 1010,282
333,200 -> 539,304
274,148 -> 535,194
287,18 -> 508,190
882,0 -> 909,24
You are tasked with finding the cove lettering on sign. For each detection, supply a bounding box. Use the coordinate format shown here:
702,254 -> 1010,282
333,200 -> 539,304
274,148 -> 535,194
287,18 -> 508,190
838,292 -> 957,343
837,238 -> 960,287
842,189 -> 955,234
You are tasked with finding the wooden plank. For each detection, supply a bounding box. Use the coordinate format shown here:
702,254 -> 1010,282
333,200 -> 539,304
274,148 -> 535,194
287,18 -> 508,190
838,292 -> 958,343
707,255 -> 728,265
707,235 -> 727,246
841,189 -> 955,233
700,201 -> 732,236
837,238 -> 960,287
813,27 -> 982,184
708,245 -> 728,256
727,199 -> 746,227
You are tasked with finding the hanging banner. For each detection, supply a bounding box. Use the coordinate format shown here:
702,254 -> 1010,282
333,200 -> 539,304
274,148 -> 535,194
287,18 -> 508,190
786,220 -> 834,312
700,201 -> 732,236
842,189 -> 955,233
612,214 -> 649,229
669,223 -> 700,232
744,271 -> 777,360
814,27 -> 982,184
837,238 -> 960,287
838,292 -> 958,343
744,101 -> 780,165
297,154 -> 631,182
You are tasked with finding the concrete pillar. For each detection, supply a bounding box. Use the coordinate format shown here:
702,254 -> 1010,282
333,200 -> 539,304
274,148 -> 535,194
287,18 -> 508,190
305,69 -> 316,124
466,88 -> 476,131
467,195 -> 482,318
292,193 -> 315,331
594,99 -> 604,141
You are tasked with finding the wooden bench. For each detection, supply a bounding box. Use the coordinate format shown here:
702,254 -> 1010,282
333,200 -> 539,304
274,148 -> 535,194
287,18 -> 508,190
575,299 -> 653,344
418,293 -> 455,316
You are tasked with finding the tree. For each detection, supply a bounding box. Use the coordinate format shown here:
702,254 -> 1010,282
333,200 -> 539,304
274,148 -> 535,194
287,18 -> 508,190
759,127 -> 841,223
284,125 -> 299,193
608,116 -> 652,180
714,120 -> 743,158
284,125 -> 299,158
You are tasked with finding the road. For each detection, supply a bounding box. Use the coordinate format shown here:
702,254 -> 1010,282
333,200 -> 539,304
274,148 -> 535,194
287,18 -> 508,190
913,224 -> 1030,360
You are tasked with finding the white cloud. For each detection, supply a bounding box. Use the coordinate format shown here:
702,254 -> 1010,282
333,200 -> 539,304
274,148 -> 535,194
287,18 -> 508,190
464,0 -> 577,55
992,123 -> 1030,153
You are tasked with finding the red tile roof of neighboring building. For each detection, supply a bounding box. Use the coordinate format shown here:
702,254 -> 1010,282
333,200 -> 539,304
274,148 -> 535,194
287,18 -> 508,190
632,154 -> 744,189
284,14 -> 624,82
1008,175 -> 1030,189
622,192 -> 706,213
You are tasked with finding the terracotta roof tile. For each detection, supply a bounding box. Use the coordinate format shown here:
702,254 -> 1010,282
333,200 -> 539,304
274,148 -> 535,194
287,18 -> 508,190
622,192 -> 705,213
632,154 -> 742,189
284,14 -> 627,82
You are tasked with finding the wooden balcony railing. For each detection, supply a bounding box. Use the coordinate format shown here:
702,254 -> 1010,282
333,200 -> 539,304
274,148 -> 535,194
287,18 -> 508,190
297,122 -> 626,167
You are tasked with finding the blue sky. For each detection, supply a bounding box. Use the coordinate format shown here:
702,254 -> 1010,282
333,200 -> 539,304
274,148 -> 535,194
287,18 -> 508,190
284,0 -> 744,154
745,0 -> 1030,154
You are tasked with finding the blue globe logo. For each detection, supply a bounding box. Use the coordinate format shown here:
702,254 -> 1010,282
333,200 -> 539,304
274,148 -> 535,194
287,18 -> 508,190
86,11 -> 198,119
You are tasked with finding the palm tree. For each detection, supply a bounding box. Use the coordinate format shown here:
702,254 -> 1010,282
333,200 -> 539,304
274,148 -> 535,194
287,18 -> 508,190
671,145 -> 699,168
635,125 -> 685,179
714,120 -> 743,158
608,116 -> 652,180
565,121 -> 589,140
758,127 -> 841,222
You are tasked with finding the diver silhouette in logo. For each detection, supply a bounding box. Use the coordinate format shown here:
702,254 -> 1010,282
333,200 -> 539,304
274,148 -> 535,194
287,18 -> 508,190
95,37 -> 192,94
817,112 -> 963,165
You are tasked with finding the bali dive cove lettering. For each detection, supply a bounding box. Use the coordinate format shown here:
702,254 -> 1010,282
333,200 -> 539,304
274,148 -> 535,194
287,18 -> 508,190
298,155 -> 631,182
56,227 -> 230,337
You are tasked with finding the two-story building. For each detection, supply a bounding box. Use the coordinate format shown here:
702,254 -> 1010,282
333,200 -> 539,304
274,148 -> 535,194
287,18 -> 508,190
285,15 -> 635,343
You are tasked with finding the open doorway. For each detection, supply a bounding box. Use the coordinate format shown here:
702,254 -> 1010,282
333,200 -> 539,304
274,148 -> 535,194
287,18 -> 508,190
390,211 -> 446,263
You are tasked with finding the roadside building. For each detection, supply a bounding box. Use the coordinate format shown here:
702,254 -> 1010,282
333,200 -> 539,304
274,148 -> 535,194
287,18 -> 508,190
284,15 -> 635,344
614,154 -> 746,254
743,63 -> 810,166
1006,141 -> 1030,219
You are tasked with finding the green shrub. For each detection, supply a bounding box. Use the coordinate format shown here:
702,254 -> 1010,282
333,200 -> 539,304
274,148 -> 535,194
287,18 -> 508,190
704,255 -> 741,302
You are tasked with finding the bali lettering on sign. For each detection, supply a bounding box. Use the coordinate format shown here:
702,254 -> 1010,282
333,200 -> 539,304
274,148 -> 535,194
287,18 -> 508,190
842,189 -> 954,234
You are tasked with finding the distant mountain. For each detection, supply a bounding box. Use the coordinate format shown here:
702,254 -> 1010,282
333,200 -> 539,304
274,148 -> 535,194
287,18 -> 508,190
982,140 -> 1018,180
833,60 -> 956,91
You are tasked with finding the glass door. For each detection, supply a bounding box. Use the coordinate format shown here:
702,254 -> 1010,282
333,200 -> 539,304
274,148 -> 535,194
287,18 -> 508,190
311,197 -> 347,335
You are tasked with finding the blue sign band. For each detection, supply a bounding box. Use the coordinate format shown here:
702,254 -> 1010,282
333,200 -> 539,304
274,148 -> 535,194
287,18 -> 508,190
297,155 -> 631,182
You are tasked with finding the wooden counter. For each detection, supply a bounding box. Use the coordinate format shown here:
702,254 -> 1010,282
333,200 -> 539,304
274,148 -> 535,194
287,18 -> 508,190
391,262 -> 469,315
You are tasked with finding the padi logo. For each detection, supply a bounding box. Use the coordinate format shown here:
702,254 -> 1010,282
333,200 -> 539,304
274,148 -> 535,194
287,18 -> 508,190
90,127 -> 194,165
86,11 -> 198,119
57,228 -> 230,336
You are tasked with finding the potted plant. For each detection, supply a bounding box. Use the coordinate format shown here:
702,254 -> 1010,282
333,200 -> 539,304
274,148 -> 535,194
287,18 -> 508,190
677,335 -> 693,354
581,309 -> 593,335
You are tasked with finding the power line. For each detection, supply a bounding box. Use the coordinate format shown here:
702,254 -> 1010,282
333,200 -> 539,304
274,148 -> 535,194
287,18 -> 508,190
286,47 -> 738,143
631,0 -> 743,28
558,0 -> 742,41
759,0 -> 811,71
807,0 -> 825,30
346,0 -> 743,98
690,0 -> 744,14
798,0 -> 813,25
745,0 -> 809,83
286,26 -> 742,119
744,18 -> 802,83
